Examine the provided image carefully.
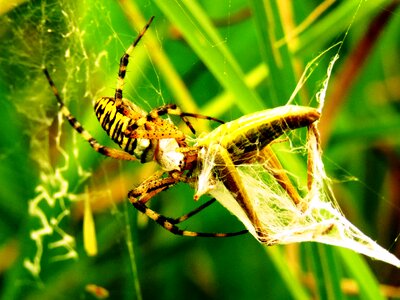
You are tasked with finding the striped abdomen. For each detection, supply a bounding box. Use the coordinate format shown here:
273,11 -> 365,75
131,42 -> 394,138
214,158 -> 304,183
94,97 -> 155,162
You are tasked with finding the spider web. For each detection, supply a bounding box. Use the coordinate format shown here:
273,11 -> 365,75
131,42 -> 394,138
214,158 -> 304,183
196,125 -> 400,267
194,49 -> 400,268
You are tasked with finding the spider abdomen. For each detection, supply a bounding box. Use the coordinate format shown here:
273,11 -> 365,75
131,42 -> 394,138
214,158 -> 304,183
94,96 -> 155,162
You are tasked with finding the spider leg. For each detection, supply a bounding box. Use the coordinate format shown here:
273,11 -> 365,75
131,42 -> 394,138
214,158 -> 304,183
115,16 -> 155,107
128,171 -> 248,238
43,68 -> 136,161
148,104 -> 225,134
167,198 -> 217,224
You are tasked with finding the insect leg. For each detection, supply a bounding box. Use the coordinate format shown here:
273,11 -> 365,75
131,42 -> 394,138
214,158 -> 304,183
211,144 -> 272,244
260,147 -> 303,207
307,123 -> 321,191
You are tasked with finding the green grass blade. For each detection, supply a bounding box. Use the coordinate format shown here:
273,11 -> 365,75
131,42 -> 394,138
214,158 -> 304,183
249,0 -> 298,106
294,0 -> 391,54
339,248 -> 385,300
155,0 -> 265,114
265,246 -> 310,300
307,244 -> 345,300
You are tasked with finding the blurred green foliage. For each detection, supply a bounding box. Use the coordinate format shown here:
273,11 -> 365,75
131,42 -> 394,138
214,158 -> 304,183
0,0 -> 400,299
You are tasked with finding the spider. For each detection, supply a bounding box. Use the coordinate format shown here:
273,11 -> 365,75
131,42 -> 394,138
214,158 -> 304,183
44,16 -> 320,243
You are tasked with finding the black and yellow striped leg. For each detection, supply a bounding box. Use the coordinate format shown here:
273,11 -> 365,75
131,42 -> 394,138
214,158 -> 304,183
129,198 -> 248,238
43,68 -> 137,161
128,173 -> 248,238
168,198 -> 217,224
148,104 -> 225,134
115,16 -> 155,107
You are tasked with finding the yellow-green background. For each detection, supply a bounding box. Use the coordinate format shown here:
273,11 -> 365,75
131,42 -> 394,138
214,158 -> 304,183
1,0 -> 400,299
